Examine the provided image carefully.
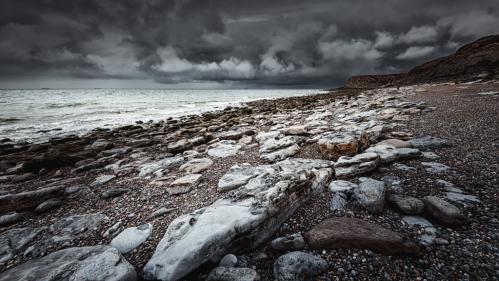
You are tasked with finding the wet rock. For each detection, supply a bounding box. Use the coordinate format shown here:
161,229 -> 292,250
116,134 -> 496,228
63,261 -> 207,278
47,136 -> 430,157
0,227 -> 45,263
353,177 -> 386,213
422,196 -> 466,226
260,144 -> 300,163
101,188 -> 129,199
0,245 -> 137,281
334,152 -> 380,178
0,184 -> 67,214
138,156 -> 184,178
305,217 -> 420,256
271,233 -> 306,251
273,251 -> 328,281
207,267 -> 259,281
389,194 -> 424,215
421,162 -> 451,174
328,180 -> 357,193
90,175 -> 116,187
207,140 -> 241,158
143,158 -> 333,281
318,131 -> 369,160
408,137 -> 448,149
219,253 -> 238,267
179,158 -> 213,174
34,198 -> 62,214
0,212 -> 25,226
111,223 -> 153,254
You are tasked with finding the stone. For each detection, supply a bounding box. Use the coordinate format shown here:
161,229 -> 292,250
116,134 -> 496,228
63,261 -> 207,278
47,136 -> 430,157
215,129 -> 254,141
0,227 -> 45,263
402,216 -> 437,245
422,196 -> 466,226
422,151 -> 440,160
305,217 -> 420,256
330,193 -> 348,211
11,173 -> 35,183
383,175 -> 403,194
273,251 -> 328,281
90,175 -> 116,187
168,139 -> 193,153
376,139 -> 411,148
259,136 -> 297,154
168,174 -> 202,195
281,125 -> 308,135
393,163 -> 416,172
207,140 -> 241,158
353,177 -> 386,213
179,158 -> 213,174
446,192 -> 480,204
388,194 -> 424,215
238,135 -> 253,145
87,139 -> 113,151
318,131 -> 369,160
149,207 -> 174,219
111,223 -> 153,254
271,233 -> 306,251
64,185 -> 92,199
255,131 -> 281,143
207,267 -> 259,281
143,158 -> 333,281
101,188 -> 129,199
421,162 -> 451,174
260,144 -> 300,163
103,222 -> 123,239
34,198 -> 62,213
25,213 -> 109,258
0,212 -> 24,226
366,145 -> 420,163
218,253 -> 238,267
0,246 -> 137,281
138,156 -> 184,178
334,152 -> 380,178
218,164 -> 273,192
328,180 -> 357,193
0,184 -> 68,214
408,137 -> 448,149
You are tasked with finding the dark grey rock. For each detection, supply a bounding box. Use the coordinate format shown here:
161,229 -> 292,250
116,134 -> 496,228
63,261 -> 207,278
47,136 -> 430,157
207,267 -> 259,281
271,233 -> 306,251
218,253 -> 238,267
422,196 -> 465,226
34,199 -> 62,213
273,251 -> 328,281
389,194 -> 424,215
354,177 -> 386,213
408,137 -> 449,149
101,188 -> 129,199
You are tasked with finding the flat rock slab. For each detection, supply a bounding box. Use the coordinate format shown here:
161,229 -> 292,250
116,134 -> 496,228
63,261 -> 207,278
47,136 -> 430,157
0,227 -> 46,264
334,152 -> 380,178
111,223 -> 153,254
259,136 -> 297,154
318,131 -> 368,160
207,140 -> 241,158
101,188 -> 129,199
260,144 -> 300,163
305,217 -> 420,256
168,174 -> 202,195
422,196 -> 465,226
328,180 -> 357,193
389,194 -> 424,215
218,164 -> 273,192
273,251 -> 328,281
402,216 -> 437,245
408,137 -> 448,149
143,158 -> 333,281
138,156 -> 184,178
0,245 -> 137,281
90,175 -> 116,187
271,233 -> 306,251
179,158 -> 213,174
0,184 -> 67,214
421,162 -> 451,174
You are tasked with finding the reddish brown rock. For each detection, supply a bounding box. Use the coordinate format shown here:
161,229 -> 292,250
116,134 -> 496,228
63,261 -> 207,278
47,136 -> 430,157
305,217 -> 420,256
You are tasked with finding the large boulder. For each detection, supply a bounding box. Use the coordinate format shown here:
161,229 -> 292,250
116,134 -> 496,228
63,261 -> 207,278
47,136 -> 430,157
305,217 -> 420,256
318,131 -> 369,160
0,246 -> 137,281
273,251 -> 328,281
143,158 -> 333,281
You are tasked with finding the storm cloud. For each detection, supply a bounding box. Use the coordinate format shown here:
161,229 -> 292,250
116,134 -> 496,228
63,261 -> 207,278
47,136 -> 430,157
0,0 -> 498,88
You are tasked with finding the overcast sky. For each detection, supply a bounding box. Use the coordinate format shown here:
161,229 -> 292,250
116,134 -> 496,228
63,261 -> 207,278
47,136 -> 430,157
0,0 -> 498,89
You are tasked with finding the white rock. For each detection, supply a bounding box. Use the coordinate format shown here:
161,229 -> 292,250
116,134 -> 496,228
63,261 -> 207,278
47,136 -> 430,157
260,144 -> 300,163
328,180 -> 358,193
138,156 -> 185,178
179,158 -> 213,174
111,223 -> 153,254
207,140 -> 241,158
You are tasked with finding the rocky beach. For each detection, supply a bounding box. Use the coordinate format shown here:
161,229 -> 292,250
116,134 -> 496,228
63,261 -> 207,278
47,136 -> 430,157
0,77 -> 498,280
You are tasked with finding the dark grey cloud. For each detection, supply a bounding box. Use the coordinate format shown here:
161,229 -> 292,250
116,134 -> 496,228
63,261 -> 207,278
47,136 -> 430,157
0,0 -> 498,88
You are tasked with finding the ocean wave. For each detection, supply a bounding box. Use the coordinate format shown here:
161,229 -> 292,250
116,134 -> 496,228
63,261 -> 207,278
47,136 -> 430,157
45,102 -> 88,109
0,117 -> 23,124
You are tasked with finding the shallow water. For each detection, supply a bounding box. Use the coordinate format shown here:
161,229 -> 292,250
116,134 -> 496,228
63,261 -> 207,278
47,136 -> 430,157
0,88 -> 319,143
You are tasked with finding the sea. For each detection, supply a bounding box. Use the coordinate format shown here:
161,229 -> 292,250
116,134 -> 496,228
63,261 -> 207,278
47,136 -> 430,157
0,88 -> 320,143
